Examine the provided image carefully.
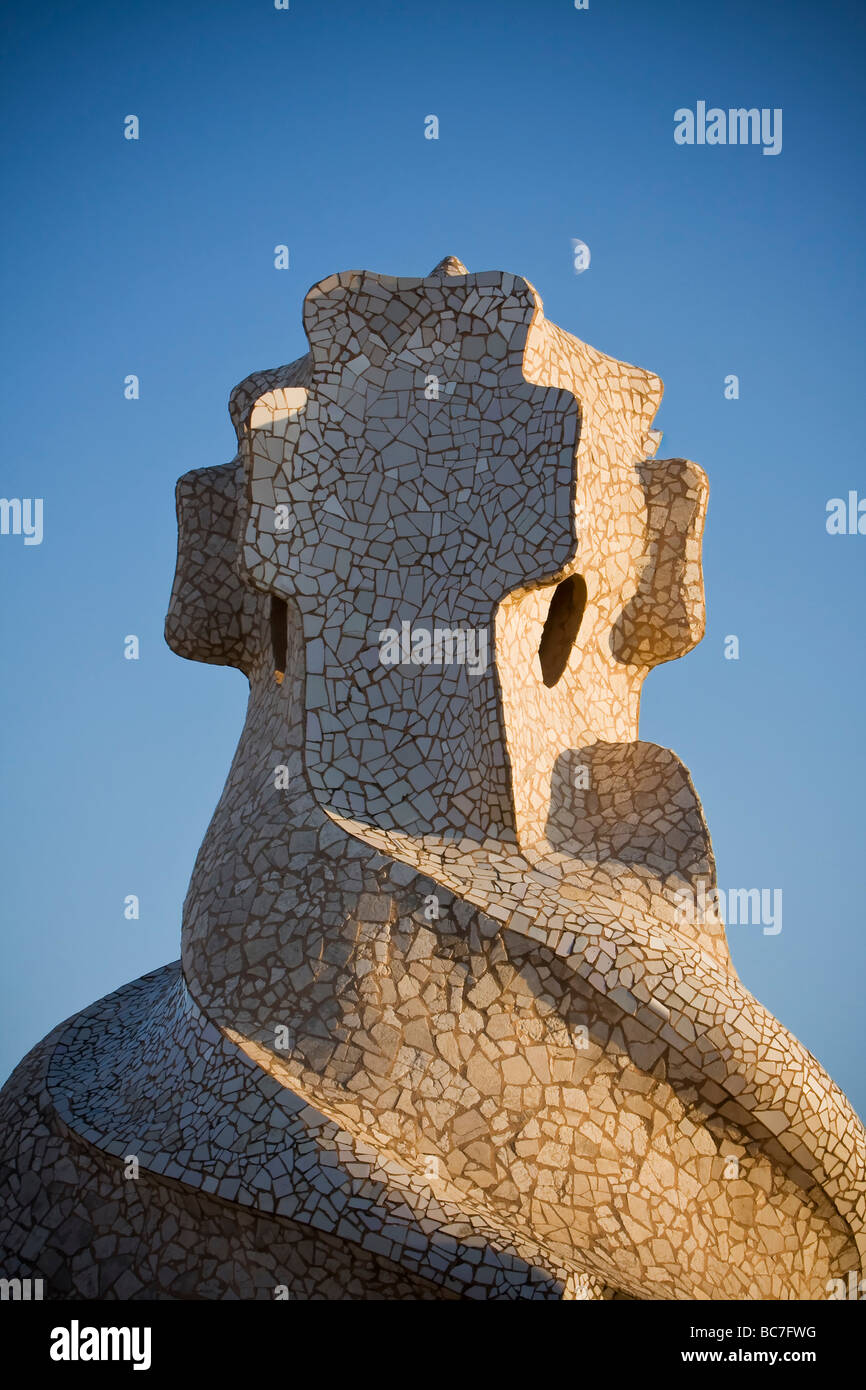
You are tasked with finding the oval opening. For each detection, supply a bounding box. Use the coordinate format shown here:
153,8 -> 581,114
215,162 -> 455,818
538,575 -> 587,687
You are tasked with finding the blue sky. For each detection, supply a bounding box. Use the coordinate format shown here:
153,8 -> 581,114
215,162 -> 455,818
1,0 -> 864,1116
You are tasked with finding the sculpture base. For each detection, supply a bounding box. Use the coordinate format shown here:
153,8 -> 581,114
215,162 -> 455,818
0,964 -> 610,1300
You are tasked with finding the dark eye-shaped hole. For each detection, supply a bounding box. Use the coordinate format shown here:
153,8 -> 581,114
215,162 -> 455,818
270,595 -> 288,683
538,575 -> 587,687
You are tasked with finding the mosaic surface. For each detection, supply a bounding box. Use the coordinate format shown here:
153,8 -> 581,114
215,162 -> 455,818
1,256 -> 863,1300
